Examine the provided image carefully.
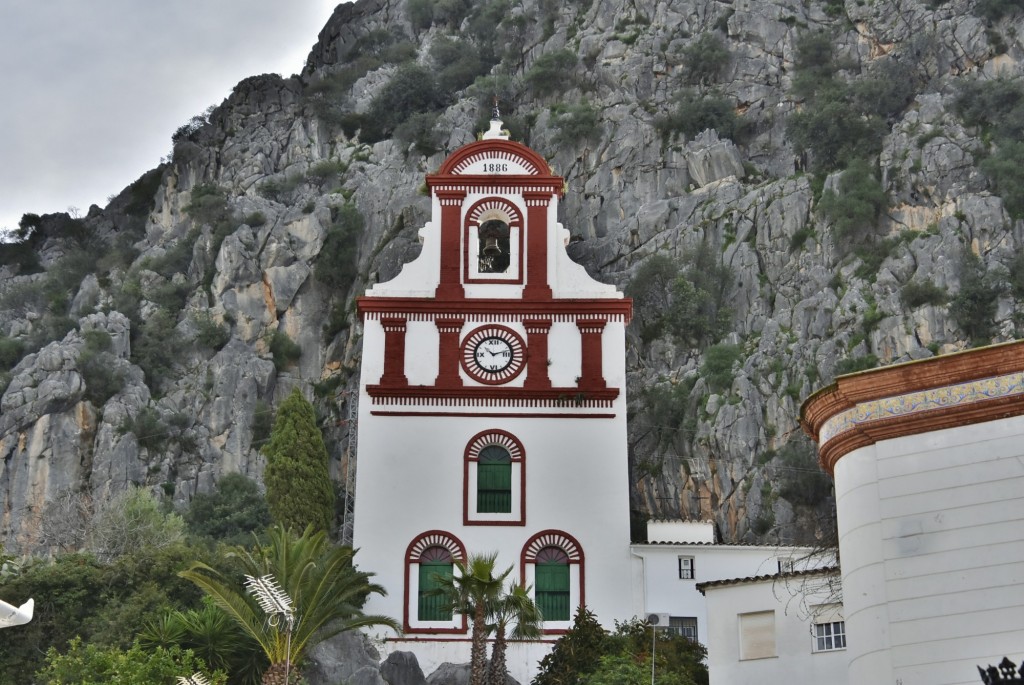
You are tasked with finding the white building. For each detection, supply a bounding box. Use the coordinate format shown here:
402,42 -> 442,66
802,340 -> 1024,685
352,120 -> 634,681
698,568 -> 847,685
629,520 -> 822,646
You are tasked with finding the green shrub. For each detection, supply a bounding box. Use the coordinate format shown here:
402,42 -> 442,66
817,159 -> 888,242
1007,253 -> 1024,300
551,101 -> 601,146
393,112 -> 442,155
363,63 -> 443,142
980,141 -> 1024,219
251,399 -> 275,450
525,49 -> 579,96
183,473 -> 271,544
431,37 -> 488,96
131,308 -> 183,388
655,88 -> 739,140
243,211 -> 266,227
777,437 -> 833,506
269,330 -> 302,371
307,159 -> 348,183
949,250 -> 1004,346
901,279 -> 948,308
975,0 -> 1019,20
78,330 -> 125,407
0,334 -> 25,371
37,637 -> 222,685
626,247 -> 734,348
315,202 -> 364,291
681,32 -> 731,85
192,312 -> 230,351
639,376 -> 698,449
835,353 -> 879,375
701,343 -> 742,393
120,407 -> 169,452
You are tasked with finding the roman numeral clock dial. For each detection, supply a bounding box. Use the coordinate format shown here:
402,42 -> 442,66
460,326 -> 526,384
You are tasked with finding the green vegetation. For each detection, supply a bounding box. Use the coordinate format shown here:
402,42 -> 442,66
315,202 -> 364,292
180,525 -> 398,684
193,312 -> 231,351
949,250 -> 1004,346
551,101 -> 601,146
817,159 -> 888,243
680,32 -> 731,85
901,279 -> 948,308
78,330 -> 125,407
37,637 -> 223,685
534,608 -> 709,685
120,407 -> 170,453
700,343 -> 742,393
525,49 -> 579,96
183,473 -> 271,546
974,0 -> 1019,20
261,388 -> 334,532
626,248 -> 734,349
637,377 -> 698,451
835,353 -> 879,375
656,89 -> 739,141
0,542 -> 210,684
268,330 -> 302,372
776,437 -> 833,507
787,32 -> 914,173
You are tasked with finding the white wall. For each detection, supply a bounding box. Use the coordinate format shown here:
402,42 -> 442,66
702,575 -> 848,685
630,543 -> 819,646
834,415 -> 1024,685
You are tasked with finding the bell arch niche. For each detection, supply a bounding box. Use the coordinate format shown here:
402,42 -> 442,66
464,198 -> 523,284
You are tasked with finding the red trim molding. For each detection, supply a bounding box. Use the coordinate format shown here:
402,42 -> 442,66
463,429 -> 526,527
365,385 -> 620,407
360,296 -> 632,323
801,340 -> 1024,474
404,531 -> 468,635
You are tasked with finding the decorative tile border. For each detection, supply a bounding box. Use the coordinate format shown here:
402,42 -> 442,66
820,371 -> 1024,445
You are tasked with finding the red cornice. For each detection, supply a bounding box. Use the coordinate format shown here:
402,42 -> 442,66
801,340 -> 1024,474
358,296 -> 632,322
366,385 -> 620,403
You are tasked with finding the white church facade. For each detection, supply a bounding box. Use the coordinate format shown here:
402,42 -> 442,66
352,121 -> 635,678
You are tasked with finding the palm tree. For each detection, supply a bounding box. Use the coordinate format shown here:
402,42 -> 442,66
485,583 -> 543,685
179,525 -> 399,685
433,552 -> 513,685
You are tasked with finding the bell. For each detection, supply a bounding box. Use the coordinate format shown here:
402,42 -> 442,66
482,236 -> 502,257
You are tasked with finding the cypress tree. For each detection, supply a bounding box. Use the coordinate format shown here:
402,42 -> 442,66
261,388 -> 334,532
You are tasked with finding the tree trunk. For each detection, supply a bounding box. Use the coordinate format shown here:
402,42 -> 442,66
261,661 -> 300,685
471,604 -> 489,685
486,626 -> 508,685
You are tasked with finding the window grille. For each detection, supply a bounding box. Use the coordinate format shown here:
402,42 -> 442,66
814,621 -> 846,651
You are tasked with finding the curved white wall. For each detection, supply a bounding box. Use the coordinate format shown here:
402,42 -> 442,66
833,415 -> 1024,685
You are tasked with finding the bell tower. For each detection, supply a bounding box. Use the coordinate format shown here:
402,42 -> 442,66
353,116 -> 633,679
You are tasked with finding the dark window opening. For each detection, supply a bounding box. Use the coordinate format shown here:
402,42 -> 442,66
478,219 -> 510,273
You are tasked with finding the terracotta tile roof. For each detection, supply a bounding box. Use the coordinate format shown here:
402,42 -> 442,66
695,566 -> 840,595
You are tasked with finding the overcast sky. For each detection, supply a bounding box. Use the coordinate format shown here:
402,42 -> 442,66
0,0 -> 343,235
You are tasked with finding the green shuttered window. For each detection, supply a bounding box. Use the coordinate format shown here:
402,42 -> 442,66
418,547 -> 453,621
535,547 -> 570,621
477,445 -> 512,513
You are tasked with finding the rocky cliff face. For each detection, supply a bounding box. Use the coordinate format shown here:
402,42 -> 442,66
2,0 -> 1022,554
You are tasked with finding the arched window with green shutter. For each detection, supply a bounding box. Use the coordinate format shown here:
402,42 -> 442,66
535,546 -> 570,621
477,445 -> 512,513
418,546 -> 453,621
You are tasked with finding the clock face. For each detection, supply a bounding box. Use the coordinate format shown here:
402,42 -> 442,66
461,326 -> 526,384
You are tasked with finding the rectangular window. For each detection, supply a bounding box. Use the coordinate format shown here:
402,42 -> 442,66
418,563 -> 453,621
536,564 -> 570,621
738,611 -> 776,660
678,556 -> 695,579
777,557 -> 795,573
814,621 -> 846,652
669,616 -> 698,641
477,462 -> 512,513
